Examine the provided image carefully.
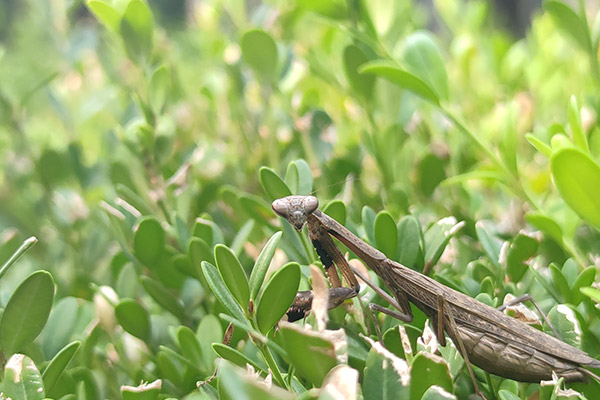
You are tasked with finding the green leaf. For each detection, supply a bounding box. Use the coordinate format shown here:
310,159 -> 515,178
525,212 -> 563,243
148,64 -> 169,113
581,286 -> 600,303
568,96 -> 589,153
547,305 -> 582,348
4,354 -> 45,400
201,261 -> 245,321
115,299 -> 151,341
239,194 -> 274,225
193,217 -> 224,246
189,236 -> 214,273
543,0 -> 591,52
506,233 -> 538,282
40,296 -> 80,360
259,167 -> 291,201
362,206 -> 377,245
475,222 -> 501,268
278,324 -> 337,386
550,147 -> 600,228
120,0 -> 154,63
86,0 -> 121,33
550,263 -> 571,303
525,133 -> 552,158
374,211 -> 397,258
176,326 -> 204,371
424,218 -> 463,268
197,315 -> 222,371
134,217 -> 165,267
402,31 -> 449,101
417,153 -> 447,197
292,159 -> 313,195
240,29 -> 278,82
396,216 -> 421,267
409,353 -> 452,400
593,10 -> 600,51
214,244 -> 250,311
249,231 -> 282,300
323,200 -> 346,225
42,340 -> 81,395
121,379 -> 162,400
1,270 -> 55,356
362,345 -> 410,400
360,61 -> 440,105
296,0 -> 348,19
212,343 -> 263,371
498,389 -> 521,400
218,361 -> 294,400
343,44 -> 375,100
421,385 -> 457,400
572,267 -> 596,305
116,262 -> 139,298
256,262 -> 300,333
140,276 -> 186,321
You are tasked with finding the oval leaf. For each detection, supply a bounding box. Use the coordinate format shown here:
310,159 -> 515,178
360,61 -> 440,105
343,44 -> 375,100
201,261 -> 245,321
214,244 -> 250,310
176,326 -> 204,371
278,323 -> 337,386
1,270 -> 55,356
525,133 -> 552,158
524,212 -> 563,243
140,276 -> 186,321
4,354 -> 45,400
42,340 -> 81,395
402,31 -> 449,101
410,353 -> 452,400
323,200 -> 346,225
240,29 -> 278,82
550,147 -> 600,228
572,267 -> 596,305
374,211 -> 398,258
148,64 -> 169,112
212,343 -> 263,371
249,231 -> 282,300
86,0 -> 121,33
259,167 -> 291,201
134,217 -> 165,267
363,345 -> 410,400
115,299 -> 151,341
544,0 -> 591,52
256,262 -> 301,333
291,159 -> 313,195
581,286 -> 600,303
120,0 -> 154,63
396,216 -> 421,267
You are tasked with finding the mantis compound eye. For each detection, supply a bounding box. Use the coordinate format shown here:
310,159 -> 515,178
302,196 -> 318,214
271,198 -> 289,218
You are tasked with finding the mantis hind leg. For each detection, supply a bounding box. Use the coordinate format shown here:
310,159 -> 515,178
437,295 -> 487,400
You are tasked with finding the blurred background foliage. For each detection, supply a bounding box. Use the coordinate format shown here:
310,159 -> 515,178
1,0 -> 600,398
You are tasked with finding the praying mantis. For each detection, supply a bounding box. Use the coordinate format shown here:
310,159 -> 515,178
272,195 -> 600,397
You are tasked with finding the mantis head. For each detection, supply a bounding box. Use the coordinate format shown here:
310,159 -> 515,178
272,195 -> 318,230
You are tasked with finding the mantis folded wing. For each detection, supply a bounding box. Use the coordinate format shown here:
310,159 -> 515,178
273,195 -> 600,396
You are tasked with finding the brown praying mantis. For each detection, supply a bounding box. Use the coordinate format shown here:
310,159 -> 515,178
272,195 -> 600,397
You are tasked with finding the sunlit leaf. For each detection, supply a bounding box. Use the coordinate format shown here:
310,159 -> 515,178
550,147 -> 600,228
1,271 -> 55,356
